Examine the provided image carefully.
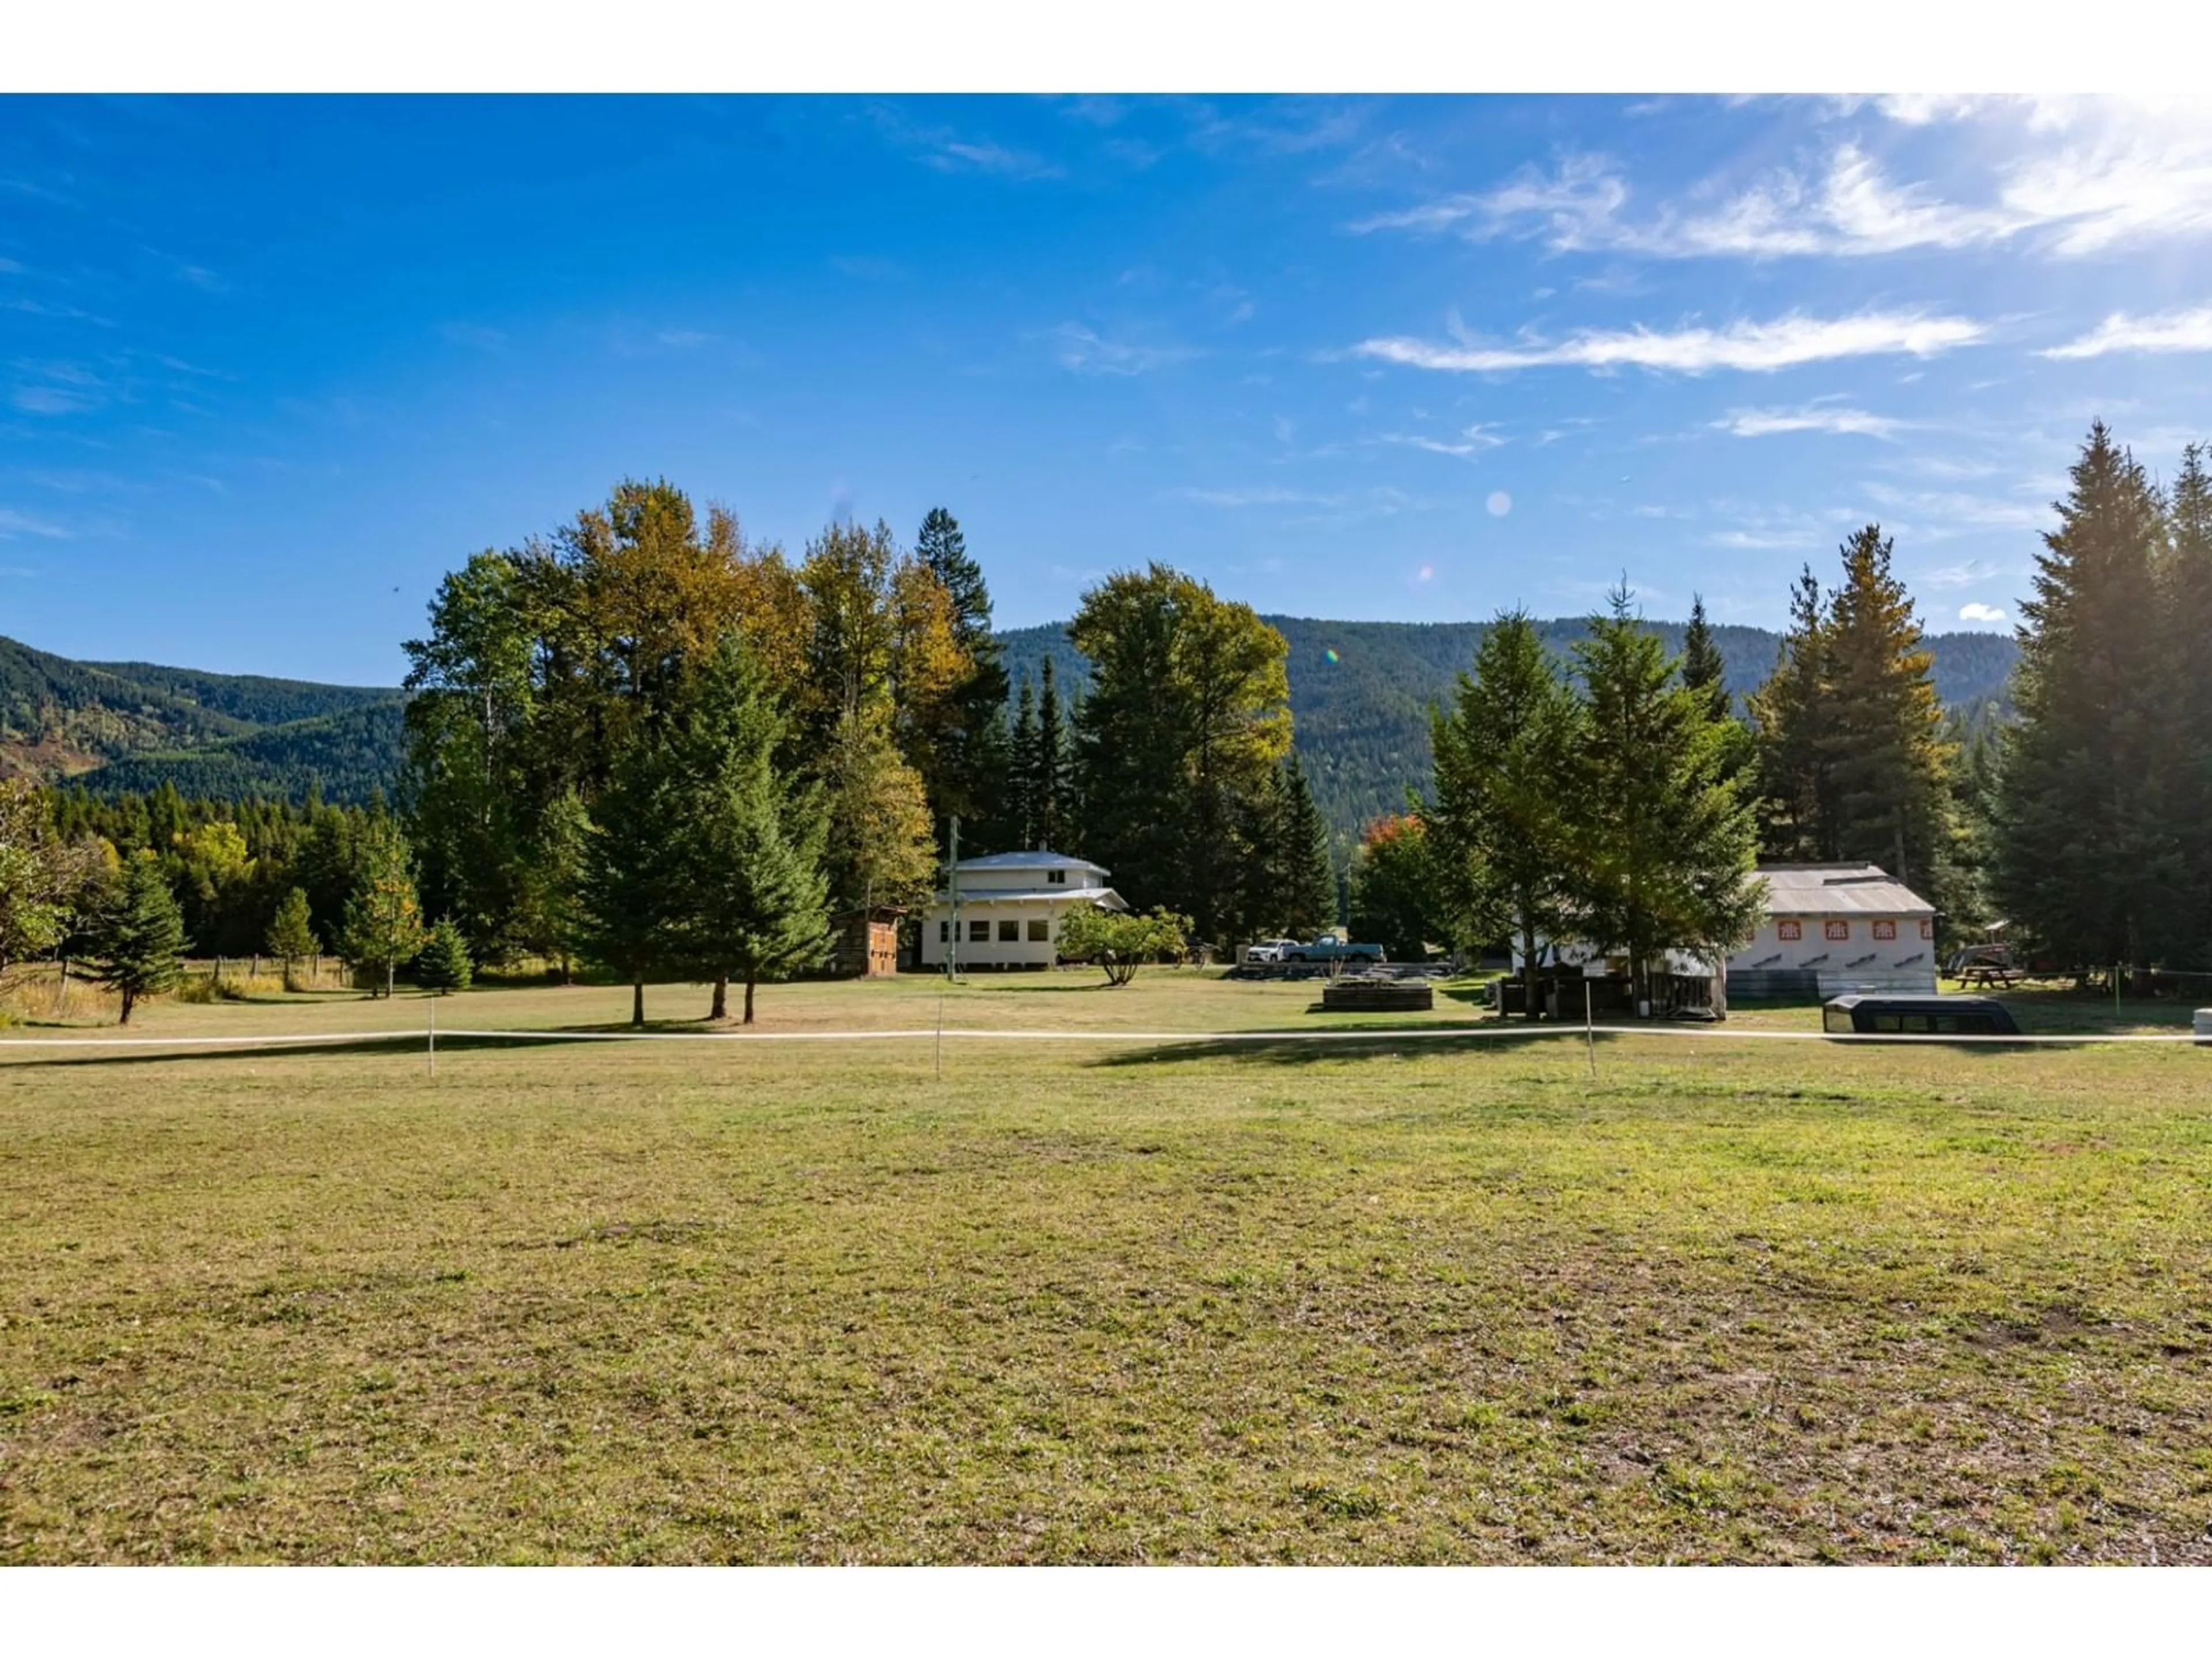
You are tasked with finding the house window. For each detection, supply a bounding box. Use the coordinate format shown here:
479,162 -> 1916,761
998,919 -> 1020,942
1777,919 -> 1802,942
1048,869 -> 1066,885
1825,919 -> 1851,942
1919,919 -> 1934,940
1028,919 -> 1050,942
938,921 -> 949,942
1873,919 -> 1897,942
969,919 -> 990,943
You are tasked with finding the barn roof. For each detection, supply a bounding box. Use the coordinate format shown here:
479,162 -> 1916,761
1756,863 -> 1937,916
929,885 -> 1128,911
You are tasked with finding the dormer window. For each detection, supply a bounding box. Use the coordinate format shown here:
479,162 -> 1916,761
1048,869 -> 1066,885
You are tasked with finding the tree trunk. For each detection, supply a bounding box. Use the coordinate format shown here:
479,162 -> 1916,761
631,978 -> 645,1028
384,959 -> 395,1001
1521,915 -> 1540,1023
710,973 -> 728,1022
743,972 -> 756,1026
119,986 -> 135,1025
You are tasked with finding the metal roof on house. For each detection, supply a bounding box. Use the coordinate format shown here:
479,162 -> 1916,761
1756,863 -> 1937,916
950,849 -> 1108,875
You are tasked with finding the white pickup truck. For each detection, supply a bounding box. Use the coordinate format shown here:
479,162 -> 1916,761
1242,938 -> 1302,964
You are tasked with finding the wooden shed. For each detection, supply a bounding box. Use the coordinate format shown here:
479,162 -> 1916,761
828,908 -> 904,978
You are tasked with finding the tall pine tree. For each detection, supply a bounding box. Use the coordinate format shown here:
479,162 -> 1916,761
2164,443 -> 2212,965
1034,654 -> 1068,853
664,638 -> 831,1024
1007,672 -> 1039,850
914,507 -> 1010,839
1428,611 -> 1584,1019
1567,587 -> 1762,1007
1994,422 -> 2180,975
1817,525 -> 1954,892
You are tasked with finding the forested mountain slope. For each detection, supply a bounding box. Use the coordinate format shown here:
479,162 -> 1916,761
1002,616 -> 2018,844
1,633 -> 403,798
11,618 -> 2017,829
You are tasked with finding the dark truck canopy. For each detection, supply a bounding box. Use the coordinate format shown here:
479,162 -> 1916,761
1823,994 -> 2021,1036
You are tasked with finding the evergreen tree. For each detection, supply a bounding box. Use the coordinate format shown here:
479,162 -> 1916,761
1995,422 -> 2180,975
2164,443 -> 2212,964
1427,611 -> 1583,1020
1747,567 -> 1834,861
663,639 -> 831,1024
1007,672 -> 1039,850
577,722 -> 685,1027
914,506 -> 1012,836
264,886 -> 317,988
1567,587 -> 1763,1007
1817,526 -> 1955,892
339,815 -> 430,999
1034,654 -> 1068,851
413,919 -> 474,994
88,850 -> 188,1025
520,786 -> 592,983
1069,565 -> 1291,949
1680,594 -> 1732,725
1278,753 -> 1338,937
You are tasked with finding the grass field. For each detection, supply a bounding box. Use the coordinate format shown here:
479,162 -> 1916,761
5,971 -> 2211,1563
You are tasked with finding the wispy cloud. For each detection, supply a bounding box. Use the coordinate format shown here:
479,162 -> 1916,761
1353,101 -> 2212,261
1714,404 -> 1910,439
2,297 -> 113,326
1709,528 -> 1820,550
1865,483 -> 2048,531
1169,486 -> 1343,508
2042,305 -> 2212,359
1050,323 -> 1196,377
0,507 -> 74,539
10,385 -> 98,415
873,106 -> 1061,181
1375,422 -> 1508,457
1353,310 -> 1984,376
0,257 -> 22,275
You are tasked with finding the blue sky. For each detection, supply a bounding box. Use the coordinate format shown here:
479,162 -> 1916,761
5,93 -> 2211,684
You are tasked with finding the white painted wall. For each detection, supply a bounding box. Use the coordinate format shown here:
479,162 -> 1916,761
1726,913 -> 1938,994
918,900 -> 1081,968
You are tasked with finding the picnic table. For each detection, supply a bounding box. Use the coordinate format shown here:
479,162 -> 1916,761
1955,963 -> 2022,989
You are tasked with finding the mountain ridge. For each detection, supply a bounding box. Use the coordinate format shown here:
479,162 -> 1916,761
3,619 -> 2019,841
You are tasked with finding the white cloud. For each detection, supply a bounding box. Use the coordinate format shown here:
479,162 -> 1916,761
2042,305 -> 2212,359
1715,405 -> 1909,439
1486,491 -> 1512,517
1376,422 -> 1506,456
10,385 -> 97,415
1353,100 -> 2212,262
1353,310 -> 1984,376
1710,528 -> 1818,550
1959,601 -> 2009,624
1051,324 -> 1195,376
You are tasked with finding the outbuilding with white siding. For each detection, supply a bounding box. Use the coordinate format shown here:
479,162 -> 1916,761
1727,863 -> 1938,998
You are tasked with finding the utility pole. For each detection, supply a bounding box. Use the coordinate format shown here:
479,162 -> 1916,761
946,815 -> 962,984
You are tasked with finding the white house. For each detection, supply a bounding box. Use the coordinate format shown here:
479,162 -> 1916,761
917,850 -> 1128,971
1726,863 -> 1938,998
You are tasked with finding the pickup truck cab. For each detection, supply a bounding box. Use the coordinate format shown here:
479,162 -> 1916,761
1283,939 -> 1388,965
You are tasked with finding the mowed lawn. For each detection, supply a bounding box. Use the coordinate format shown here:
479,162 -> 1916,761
4,974 -> 2211,1563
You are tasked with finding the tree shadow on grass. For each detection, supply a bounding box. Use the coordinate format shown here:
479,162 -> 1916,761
0,1022 -> 741,1070
1088,1024 -> 1605,1069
